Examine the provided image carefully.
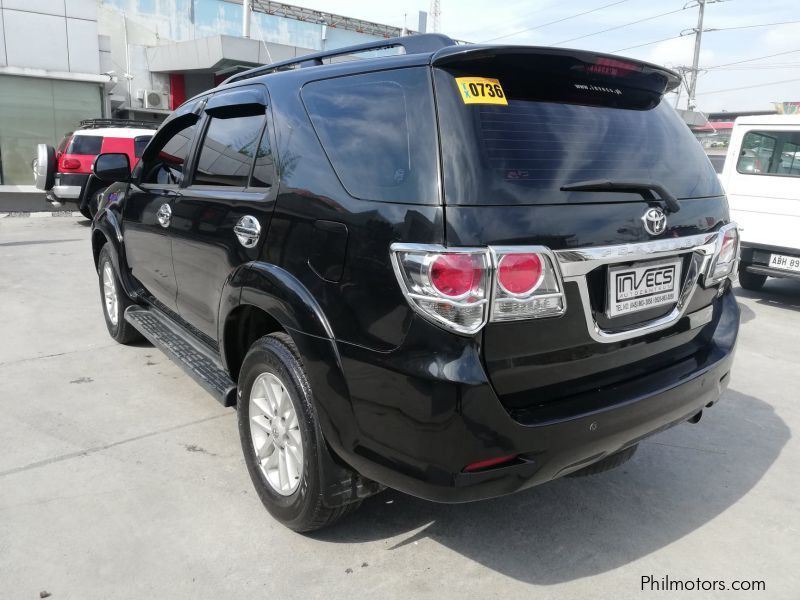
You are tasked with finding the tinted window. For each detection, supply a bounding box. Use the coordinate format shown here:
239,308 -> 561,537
193,115 -> 264,187
302,68 -> 439,203
67,135 -> 102,155
435,69 -> 722,205
737,130 -> 800,177
144,121 -> 197,185
251,122 -> 275,188
134,135 -> 151,158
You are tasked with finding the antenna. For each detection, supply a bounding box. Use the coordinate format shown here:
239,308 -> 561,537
429,0 -> 441,33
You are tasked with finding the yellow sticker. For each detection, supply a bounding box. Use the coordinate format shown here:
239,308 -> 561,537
455,77 -> 508,105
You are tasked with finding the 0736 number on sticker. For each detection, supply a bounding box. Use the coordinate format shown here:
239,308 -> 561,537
455,77 -> 507,105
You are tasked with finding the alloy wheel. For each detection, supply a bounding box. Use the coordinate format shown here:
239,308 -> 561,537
248,372 -> 304,496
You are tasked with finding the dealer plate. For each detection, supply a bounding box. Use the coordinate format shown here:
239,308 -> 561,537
768,253 -> 800,273
607,258 -> 682,318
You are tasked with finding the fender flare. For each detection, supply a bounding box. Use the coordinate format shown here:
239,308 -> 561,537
219,263 -> 362,477
228,261 -> 335,340
91,207 -> 139,299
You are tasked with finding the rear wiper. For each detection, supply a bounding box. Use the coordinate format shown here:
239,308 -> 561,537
560,179 -> 681,213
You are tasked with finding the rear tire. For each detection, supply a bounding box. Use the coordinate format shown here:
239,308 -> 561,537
238,332 -> 361,532
737,265 -> 766,291
567,444 -> 638,478
97,245 -> 142,344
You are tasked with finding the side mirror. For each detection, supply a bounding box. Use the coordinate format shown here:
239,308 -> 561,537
93,153 -> 131,183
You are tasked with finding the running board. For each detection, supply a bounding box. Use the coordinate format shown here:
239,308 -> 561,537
124,305 -> 237,407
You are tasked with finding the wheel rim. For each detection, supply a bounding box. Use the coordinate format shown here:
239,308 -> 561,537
249,372 -> 304,496
102,263 -> 119,326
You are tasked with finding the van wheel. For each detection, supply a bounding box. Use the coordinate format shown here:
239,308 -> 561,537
97,245 -> 142,344
737,265 -> 766,291
238,333 -> 361,532
567,444 -> 638,478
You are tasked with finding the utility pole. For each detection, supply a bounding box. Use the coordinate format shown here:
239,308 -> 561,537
429,0 -> 441,33
243,0 -> 252,38
686,0 -> 705,110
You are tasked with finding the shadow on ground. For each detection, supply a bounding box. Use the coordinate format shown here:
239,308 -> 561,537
735,279 -> 800,313
313,390 -> 787,585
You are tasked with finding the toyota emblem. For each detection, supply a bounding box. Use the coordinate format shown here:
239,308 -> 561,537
642,207 -> 667,236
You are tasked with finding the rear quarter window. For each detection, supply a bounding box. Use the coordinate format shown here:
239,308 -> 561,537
134,136 -> 152,158
301,67 -> 439,204
66,135 -> 103,155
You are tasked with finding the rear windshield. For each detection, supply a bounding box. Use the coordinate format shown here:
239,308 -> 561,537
66,135 -> 103,156
302,67 -> 439,204
434,63 -> 722,205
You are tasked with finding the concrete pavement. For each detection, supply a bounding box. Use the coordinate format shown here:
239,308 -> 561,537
0,216 -> 798,599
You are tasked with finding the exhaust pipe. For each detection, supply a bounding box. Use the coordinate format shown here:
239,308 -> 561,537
687,410 -> 703,424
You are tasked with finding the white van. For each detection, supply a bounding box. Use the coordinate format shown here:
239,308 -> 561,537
721,115 -> 800,290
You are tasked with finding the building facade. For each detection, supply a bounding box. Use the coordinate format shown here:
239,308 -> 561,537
0,0 -> 108,186
0,0 -> 420,189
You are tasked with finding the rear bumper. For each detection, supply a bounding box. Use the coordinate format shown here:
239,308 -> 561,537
49,173 -> 89,202
322,289 -> 738,503
741,243 -> 800,281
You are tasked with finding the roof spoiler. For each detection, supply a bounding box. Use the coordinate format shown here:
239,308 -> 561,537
431,45 -> 682,95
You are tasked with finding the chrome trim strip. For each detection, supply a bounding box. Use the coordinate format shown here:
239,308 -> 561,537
554,230 -> 730,343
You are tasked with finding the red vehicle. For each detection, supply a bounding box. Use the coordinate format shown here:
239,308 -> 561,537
34,119 -> 157,218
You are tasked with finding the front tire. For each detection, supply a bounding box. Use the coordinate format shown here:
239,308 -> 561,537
737,264 -> 766,291
97,245 -> 142,344
238,333 -> 361,532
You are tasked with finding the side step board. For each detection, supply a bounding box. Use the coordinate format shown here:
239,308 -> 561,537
124,306 -> 237,406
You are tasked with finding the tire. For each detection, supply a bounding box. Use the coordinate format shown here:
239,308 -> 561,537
34,144 -> 56,191
737,264 -> 766,291
567,444 -> 638,478
97,245 -> 142,344
238,332 -> 361,532
79,204 -> 93,220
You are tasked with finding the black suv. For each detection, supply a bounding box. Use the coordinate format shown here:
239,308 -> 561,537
89,34 -> 740,532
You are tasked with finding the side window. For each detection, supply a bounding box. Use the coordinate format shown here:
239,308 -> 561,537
192,114 -> 264,187
134,135 -> 152,158
142,121 -> 198,185
251,120 -> 275,188
301,67 -> 439,203
737,130 -> 800,177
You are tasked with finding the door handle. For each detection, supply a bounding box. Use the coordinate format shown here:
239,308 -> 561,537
234,215 -> 261,248
156,203 -> 172,228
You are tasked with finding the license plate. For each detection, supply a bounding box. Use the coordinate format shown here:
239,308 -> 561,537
607,258 -> 682,318
768,253 -> 800,273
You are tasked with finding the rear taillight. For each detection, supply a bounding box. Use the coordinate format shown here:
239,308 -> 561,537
490,247 -> 566,322
391,244 -> 566,335
61,158 -> 81,170
707,224 -> 739,285
391,246 -> 491,334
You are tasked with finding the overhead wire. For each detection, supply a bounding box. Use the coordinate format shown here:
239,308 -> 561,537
551,6 -> 688,46
479,0 -> 634,43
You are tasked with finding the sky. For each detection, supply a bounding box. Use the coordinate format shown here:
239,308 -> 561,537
291,0 -> 800,113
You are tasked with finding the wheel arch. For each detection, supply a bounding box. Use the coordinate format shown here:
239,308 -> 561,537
219,261 -> 337,378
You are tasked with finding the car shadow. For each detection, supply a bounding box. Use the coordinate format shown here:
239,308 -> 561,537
735,279 -> 800,313
312,390 -> 788,585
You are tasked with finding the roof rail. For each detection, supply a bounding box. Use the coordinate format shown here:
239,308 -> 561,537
79,118 -> 160,130
222,33 -> 457,85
